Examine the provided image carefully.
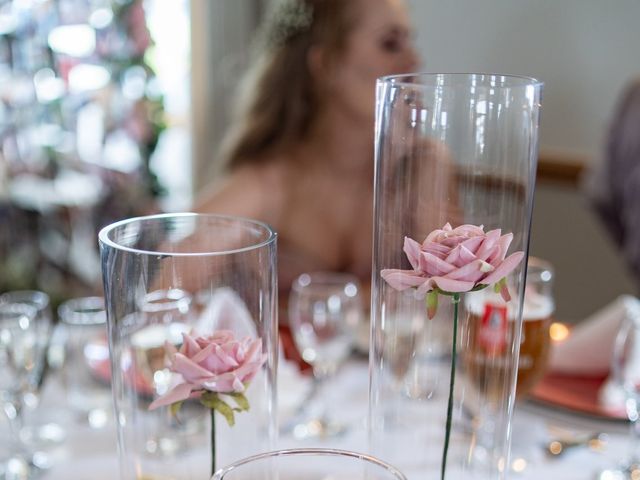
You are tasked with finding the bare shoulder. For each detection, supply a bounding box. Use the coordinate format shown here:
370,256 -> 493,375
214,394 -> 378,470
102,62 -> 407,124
193,156 -> 287,225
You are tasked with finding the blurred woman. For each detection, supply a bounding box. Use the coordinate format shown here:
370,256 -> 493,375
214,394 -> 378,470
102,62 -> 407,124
195,0 -> 418,302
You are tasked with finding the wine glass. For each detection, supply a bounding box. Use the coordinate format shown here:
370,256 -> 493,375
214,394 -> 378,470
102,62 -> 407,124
211,448 -> 407,480
287,272 -> 363,438
598,297 -> 640,479
0,291 -> 63,459
0,302 -> 49,479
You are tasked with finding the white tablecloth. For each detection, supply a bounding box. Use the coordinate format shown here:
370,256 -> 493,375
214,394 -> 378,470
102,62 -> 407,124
4,359 -> 630,480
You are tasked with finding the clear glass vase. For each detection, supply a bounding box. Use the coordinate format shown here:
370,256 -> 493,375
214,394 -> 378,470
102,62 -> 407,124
99,213 -> 278,480
369,73 -> 542,479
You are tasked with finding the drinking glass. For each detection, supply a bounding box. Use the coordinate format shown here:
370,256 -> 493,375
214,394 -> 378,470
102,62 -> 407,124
57,296 -> 112,429
0,302 -> 47,479
0,290 -> 64,450
598,297 -> 640,479
99,213 -> 278,480
211,448 -> 407,480
463,257 -> 554,470
287,272 -> 363,438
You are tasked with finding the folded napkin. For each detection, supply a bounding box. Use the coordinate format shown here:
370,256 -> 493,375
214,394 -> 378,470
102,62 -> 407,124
548,294 -> 640,376
547,295 -> 640,416
195,287 -> 258,338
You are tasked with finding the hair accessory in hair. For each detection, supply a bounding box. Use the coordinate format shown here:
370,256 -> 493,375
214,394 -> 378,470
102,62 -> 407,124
266,0 -> 314,47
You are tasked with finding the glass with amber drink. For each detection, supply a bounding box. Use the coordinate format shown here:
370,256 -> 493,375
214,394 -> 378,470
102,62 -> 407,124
463,257 -> 554,467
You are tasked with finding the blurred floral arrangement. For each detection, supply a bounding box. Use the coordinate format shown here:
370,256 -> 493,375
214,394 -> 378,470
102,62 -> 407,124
0,0 -> 166,306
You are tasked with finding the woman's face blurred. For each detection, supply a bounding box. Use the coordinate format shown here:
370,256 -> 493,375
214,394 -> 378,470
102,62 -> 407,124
326,0 -> 419,123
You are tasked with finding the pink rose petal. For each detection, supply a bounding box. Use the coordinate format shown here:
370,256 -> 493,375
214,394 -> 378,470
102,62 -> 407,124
445,259 -> 493,283
148,382 -> 195,410
381,269 -> 427,290
430,276 -> 475,293
422,242 -> 450,259
475,229 -> 501,259
482,251 -> 525,285
404,237 -> 422,270
420,252 -> 456,276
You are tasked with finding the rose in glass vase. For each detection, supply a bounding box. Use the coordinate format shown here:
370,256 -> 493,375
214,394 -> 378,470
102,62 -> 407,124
149,330 -> 267,476
381,223 -> 523,480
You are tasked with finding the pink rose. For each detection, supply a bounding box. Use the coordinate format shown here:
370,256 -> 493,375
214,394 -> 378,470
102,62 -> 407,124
149,330 -> 266,410
381,223 -> 524,316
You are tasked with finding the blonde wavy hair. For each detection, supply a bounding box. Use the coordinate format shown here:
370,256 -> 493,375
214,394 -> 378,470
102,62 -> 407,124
220,0 -> 357,170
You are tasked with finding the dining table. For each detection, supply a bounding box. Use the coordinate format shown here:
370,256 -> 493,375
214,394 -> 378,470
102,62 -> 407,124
3,354 -> 630,480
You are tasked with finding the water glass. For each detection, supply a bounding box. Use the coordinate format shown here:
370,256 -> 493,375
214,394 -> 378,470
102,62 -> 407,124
57,296 -> 111,429
211,448 -> 407,480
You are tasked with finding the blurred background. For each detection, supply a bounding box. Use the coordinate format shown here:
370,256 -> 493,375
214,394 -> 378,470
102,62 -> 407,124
1,0 -> 638,321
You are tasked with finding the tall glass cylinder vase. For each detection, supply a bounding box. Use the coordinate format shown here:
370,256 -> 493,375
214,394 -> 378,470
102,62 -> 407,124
99,213 -> 278,480
369,74 -> 542,479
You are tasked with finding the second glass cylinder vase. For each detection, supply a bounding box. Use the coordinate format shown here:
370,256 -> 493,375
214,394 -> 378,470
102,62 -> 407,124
99,213 -> 278,480
369,73 -> 542,479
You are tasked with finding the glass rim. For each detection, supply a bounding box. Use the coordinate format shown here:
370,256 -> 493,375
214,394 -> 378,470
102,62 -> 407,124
378,72 -> 543,89
58,296 -> 106,326
527,256 -> 554,280
0,290 -> 50,310
98,212 -> 277,257
292,271 -> 362,290
0,301 -> 38,320
211,448 -> 407,480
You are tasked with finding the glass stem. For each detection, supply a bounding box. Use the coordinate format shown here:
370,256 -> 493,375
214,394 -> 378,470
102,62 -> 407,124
3,399 -> 26,456
628,404 -> 640,466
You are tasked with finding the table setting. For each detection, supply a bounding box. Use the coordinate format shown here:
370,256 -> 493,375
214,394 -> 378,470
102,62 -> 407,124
2,72 -> 639,480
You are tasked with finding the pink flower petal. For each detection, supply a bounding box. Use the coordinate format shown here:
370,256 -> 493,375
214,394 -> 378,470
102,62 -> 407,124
479,244 -> 500,263
172,353 -> 217,382
496,233 -> 514,262
148,382 -> 196,410
463,247 -> 476,264
420,252 -> 456,276
431,276 -> 475,293
445,259 -> 493,283
475,229 -> 501,259
482,251 -> 525,285
451,224 -> 485,237
425,223 -> 453,243
214,344 -> 240,369
422,242 -> 450,258
191,342 -> 216,364
381,269 -> 427,290
181,332 -> 202,357
460,236 -> 484,254
203,372 -> 242,393
416,278 -> 438,296
403,237 -> 422,270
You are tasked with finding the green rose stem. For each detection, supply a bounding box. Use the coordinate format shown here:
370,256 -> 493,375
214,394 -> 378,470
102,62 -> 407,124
211,409 -> 216,477
441,293 -> 460,480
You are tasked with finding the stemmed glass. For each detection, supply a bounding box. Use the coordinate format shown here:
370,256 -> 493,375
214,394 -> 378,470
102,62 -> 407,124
0,302 -> 49,479
0,291 -> 62,460
287,272 -> 363,438
598,297 -> 640,479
